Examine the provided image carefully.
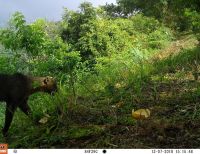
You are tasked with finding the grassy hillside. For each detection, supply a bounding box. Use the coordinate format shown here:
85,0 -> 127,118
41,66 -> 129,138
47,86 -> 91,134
0,1 -> 200,148
0,33 -> 199,148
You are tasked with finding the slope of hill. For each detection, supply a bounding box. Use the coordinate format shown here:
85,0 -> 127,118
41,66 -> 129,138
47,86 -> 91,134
4,33 -> 199,148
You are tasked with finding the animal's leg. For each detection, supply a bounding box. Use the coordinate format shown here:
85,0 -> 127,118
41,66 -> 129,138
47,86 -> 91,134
18,100 -> 31,116
18,101 -> 39,124
2,104 -> 17,137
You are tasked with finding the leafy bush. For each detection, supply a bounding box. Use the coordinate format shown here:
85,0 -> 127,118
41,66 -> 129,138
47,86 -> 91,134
184,9 -> 200,41
76,19 -> 133,59
130,14 -> 160,34
148,27 -> 173,49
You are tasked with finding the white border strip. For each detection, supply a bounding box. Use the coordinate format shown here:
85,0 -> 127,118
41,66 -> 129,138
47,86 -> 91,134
8,149 -> 197,154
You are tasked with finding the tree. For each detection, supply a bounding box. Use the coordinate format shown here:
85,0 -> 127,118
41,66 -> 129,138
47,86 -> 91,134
61,2 -> 97,44
114,0 -> 200,31
101,3 -> 124,18
0,12 -> 47,55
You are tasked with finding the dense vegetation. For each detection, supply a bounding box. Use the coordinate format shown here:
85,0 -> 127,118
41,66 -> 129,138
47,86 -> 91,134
0,0 -> 199,148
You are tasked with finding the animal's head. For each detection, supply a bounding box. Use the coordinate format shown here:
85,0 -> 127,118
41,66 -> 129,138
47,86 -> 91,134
30,75 -> 58,95
41,76 -> 58,94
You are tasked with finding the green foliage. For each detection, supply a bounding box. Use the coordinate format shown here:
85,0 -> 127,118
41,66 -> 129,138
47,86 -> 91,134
184,9 -> 200,40
77,19 -> 133,58
101,3 -> 124,18
130,14 -> 160,34
0,12 -> 47,55
63,51 -> 82,73
148,27 -> 173,49
105,0 -> 200,32
0,55 -> 15,73
61,2 -> 96,44
116,0 -> 169,18
61,5 -> 134,61
61,12 -> 173,62
0,1 -> 186,148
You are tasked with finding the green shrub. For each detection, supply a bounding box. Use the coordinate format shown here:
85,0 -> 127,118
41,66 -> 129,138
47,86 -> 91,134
148,27 -> 173,49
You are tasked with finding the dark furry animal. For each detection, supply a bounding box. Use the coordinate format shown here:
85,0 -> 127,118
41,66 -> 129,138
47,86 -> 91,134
0,73 -> 57,136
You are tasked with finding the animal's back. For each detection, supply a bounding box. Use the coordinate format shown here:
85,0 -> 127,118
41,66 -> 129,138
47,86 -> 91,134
0,74 -> 11,101
0,73 -> 31,102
